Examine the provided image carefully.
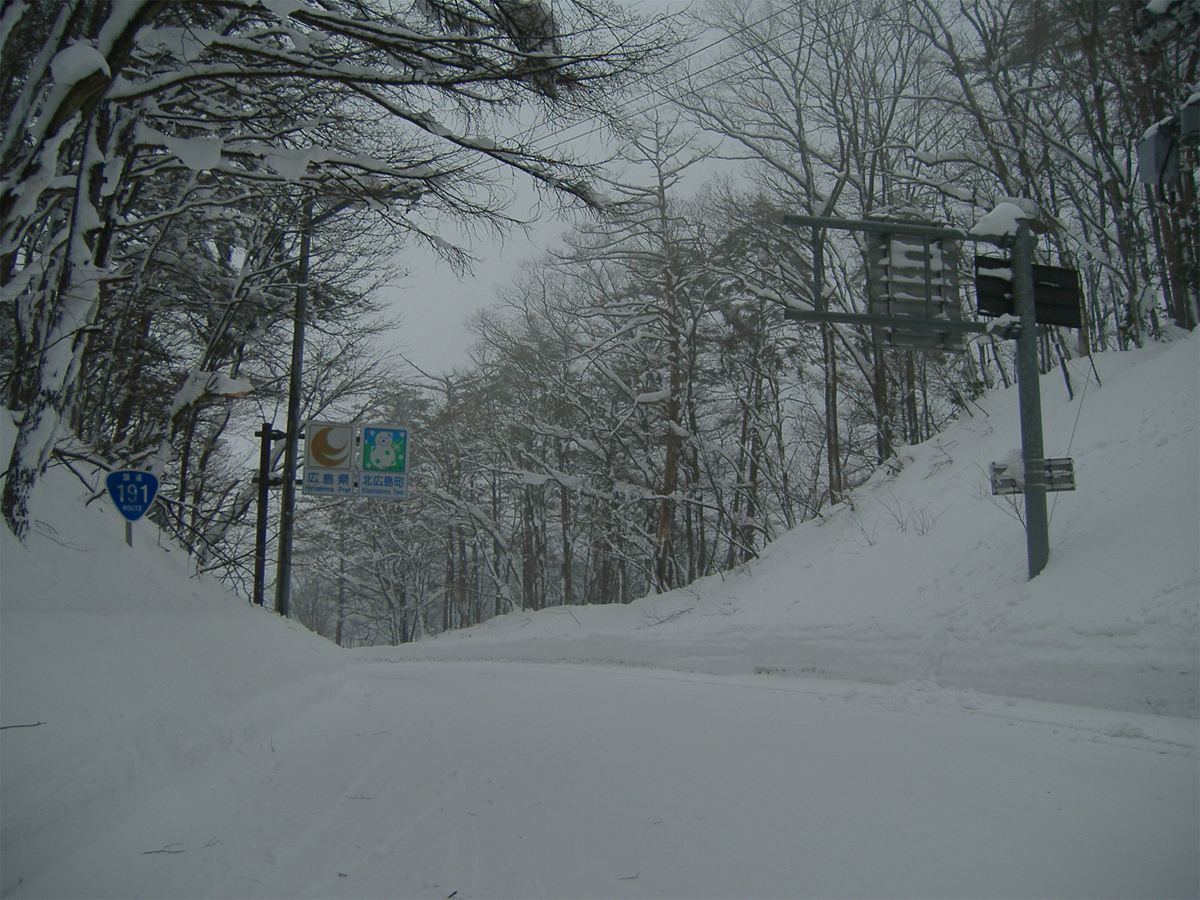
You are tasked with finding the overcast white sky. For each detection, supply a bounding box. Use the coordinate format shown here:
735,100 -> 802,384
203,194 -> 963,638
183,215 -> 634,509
380,210 -> 565,374
379,159 -> 748,374
376,0 -> 716,375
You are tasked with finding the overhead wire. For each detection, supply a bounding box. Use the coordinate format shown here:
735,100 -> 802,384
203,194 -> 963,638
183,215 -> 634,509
459,0 -> 865,182
513,3 -> 808,143
1049,355 -> 1096,525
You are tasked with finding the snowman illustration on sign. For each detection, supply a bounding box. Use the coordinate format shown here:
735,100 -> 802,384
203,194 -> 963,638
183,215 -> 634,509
370,430 -> 396,470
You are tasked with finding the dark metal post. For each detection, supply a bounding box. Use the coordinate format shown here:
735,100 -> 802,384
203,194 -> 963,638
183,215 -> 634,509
274,197 -> 312,617
1013,220 -> 1049,578
253,422 -> 283,605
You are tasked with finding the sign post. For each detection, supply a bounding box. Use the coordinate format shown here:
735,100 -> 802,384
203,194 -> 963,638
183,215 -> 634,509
1011,220 -> 1050,579
253,423 -> 285,606
781,210 -> 1079,580
105,469 -> 159,547
260,419 -> 410,613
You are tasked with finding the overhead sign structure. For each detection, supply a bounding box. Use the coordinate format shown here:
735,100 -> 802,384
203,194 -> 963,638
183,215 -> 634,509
782,215 -> 983,351
782,211 -> 1069,580
303,421 -> 355,497
359,426 -> 408,500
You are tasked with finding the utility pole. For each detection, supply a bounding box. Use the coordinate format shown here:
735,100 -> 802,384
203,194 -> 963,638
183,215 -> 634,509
274,196 -> 312,617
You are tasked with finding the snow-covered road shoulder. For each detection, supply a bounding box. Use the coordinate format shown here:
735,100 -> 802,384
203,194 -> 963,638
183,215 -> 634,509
2,333 -> 1197,898
369,334 -> 1200,717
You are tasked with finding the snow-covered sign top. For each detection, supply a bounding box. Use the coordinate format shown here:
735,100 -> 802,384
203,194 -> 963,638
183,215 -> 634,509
969,202 -> 1033,238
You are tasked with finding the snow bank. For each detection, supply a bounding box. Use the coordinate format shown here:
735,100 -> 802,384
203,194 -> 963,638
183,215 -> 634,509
1,332 -> 1196,898
379,333 -> 1200,717
0,417 -> 345,895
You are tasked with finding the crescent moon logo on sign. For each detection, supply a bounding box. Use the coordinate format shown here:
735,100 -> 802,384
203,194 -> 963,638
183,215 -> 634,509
309,425 -> 351,468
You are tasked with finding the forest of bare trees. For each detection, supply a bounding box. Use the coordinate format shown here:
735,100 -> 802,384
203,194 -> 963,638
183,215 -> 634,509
3,0 -> 1195,645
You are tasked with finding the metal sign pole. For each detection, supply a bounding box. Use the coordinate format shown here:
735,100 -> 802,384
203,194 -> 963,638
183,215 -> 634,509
1012,220 -> 1050,578
780,211 -> 1063,580
253,422 -> 284,605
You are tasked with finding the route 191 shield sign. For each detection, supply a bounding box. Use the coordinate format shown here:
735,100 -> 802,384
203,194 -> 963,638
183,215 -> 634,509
105,469 -> 159,521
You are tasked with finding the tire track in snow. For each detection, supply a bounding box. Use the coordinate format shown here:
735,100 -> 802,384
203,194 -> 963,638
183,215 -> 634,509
332,668 -> 551,899
248,708 -> 419,897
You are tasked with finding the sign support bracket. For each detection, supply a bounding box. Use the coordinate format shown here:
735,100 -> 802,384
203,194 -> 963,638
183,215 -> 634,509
253,422 -> 286,607
781,212 -> 1053,579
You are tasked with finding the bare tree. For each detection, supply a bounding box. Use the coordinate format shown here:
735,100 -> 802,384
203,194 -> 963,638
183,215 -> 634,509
1,0 -> 678,540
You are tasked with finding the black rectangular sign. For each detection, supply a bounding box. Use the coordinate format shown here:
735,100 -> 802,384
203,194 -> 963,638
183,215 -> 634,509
975,256 -> 1083,329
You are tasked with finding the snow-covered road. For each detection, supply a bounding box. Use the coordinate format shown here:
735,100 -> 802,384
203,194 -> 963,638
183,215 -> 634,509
4,336 -> 1197,898
14,661 -> 1196,899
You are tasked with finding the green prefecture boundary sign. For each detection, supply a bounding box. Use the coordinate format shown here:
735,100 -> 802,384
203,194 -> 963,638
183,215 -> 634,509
359,426 -> 407,500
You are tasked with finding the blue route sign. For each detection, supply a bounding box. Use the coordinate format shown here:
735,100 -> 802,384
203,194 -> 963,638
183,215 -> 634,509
106,470 -> 159,521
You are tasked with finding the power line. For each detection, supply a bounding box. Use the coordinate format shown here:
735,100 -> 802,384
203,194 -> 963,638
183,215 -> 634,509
542,3 -> 853,146
466,0 -> 865,182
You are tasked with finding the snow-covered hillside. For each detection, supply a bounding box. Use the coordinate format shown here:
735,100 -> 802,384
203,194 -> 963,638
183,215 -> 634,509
1,333 -> 1197,899
384,332 -> 1200,717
